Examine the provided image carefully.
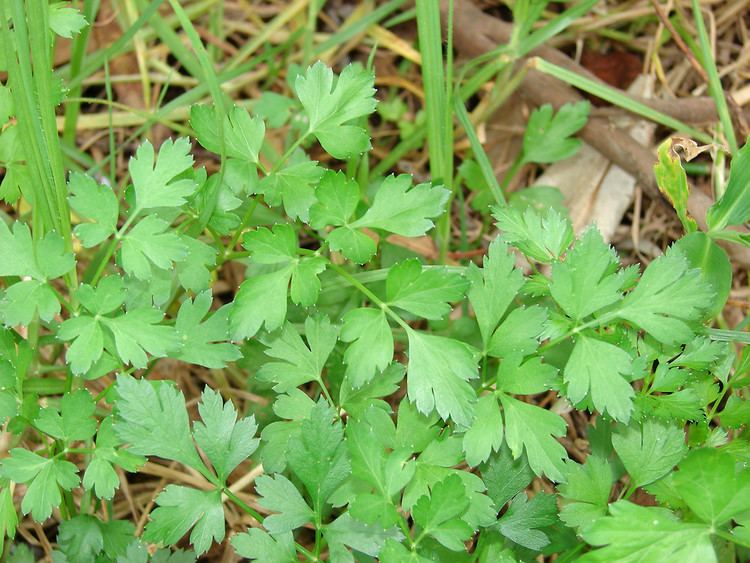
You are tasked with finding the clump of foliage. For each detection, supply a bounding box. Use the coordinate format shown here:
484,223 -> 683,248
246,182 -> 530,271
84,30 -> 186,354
2,3 -> 750,563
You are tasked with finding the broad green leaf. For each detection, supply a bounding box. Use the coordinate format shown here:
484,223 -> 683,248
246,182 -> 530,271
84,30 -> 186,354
34,389 -> 97,442
144,486 -> 224,555
309,170 -> 360,229
176,236 -> 216,292
128,138 -> 196,211
406,330 -> 479,427
230,264 -> 294,339
386,260 -> 468,320
243,224 -> 325,307
496,492 -> 557,550
324,513 -> 403,560
296,62 -> 376,159
496,356 -> 558,395
412,475 -> 473,551
487,305 -> 547,359
352,175 -> 449,237
558,456 -> 614,528
287,402 -> 350,511
49,2 -> 88,38
481,445 -> 533,508
462,395 -> 503,467
579,501 -> 715,563
521,102 -> 589,164
0,449 -> 79,521
614,248 -> 714,345
113,375 -> 204,471
0,221 -> 75,280
654,139 -> 697,232
499,394 -> 567,482
327,227 -> 377,264
340,308 -> 393,387
550,227 -> 625,320
191,104 -> 265,163
257,157 -> 324,222
68,172 -> 119,247
171,292 -> 240,369
255,474 -> 314,534
493,206 -> 573,263
103,307 -> 179,368
564,335 -> 634,422
0,486 -> 17,553
672,448 -> 750,526
611,419 -> 687,487
707,137 -> 750,229
673,232 -> 731,318
84,418 -> 145,500
231,529 -> 296,562
0,279 -> 62,325
467,239 -> 524,347
119,215 -> 187,280
257,316 -> 337,392
193,388 -> 259,483
57,516 -> 134,562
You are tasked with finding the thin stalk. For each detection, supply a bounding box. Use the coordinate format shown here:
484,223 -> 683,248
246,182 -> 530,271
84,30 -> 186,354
690,0 -> 737,153
531,57 -> 713,144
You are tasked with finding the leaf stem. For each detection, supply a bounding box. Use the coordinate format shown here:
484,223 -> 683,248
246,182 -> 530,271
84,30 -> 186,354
326,261 -> 411,331
222,487 -> 264,523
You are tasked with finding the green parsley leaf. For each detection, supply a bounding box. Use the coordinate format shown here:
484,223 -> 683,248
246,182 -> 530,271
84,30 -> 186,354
171,292 -> 240,369
0,279 -> 62,325
386,260 -> 468,320
258,156 -> 324,222
255,474 -> 314,534
49,2 -> 88,38
487,305 -> 547,359
521,102 -> 589,164
119,215 -> 187,280
0,485 -> 18,553
175,236 -> 216,292
231,529 -> 296,562
564,335 -> 634,422
0,449 -> 79,521
192,388 -> 259,483
68,172 -> 119,247
481,445 -> 533,508
257,316 -> 338,392
462,395 -> 503,467
296,62 -> 376,159
580,501 -> 715,562
499,394 -> 567,482
287,402 -> 350,512
614,248 -> 714,345
411,474 -> 474,551
128,138 -> 196,211
324,513 -> 403,560
144,486 -> 224,555
83,417 -> 144,500
34,389 -> 97,442
352,175 -> 449,237
495,492 -> 557,550
347,407 -> 414,527
611,419 -> 687,487
113,375 -> 204,472
672,448 -> 750,526
558,456 -> 614,529
406,329 -> 479,427
57,516 -> 134,562
191,104 -> 265,163
467,239 -> 524,348
494,206 -> 573,263
104,307 -> 179,368
550,227 -> 626,321
340,308 -> 393,387
230,268 -> 292,340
